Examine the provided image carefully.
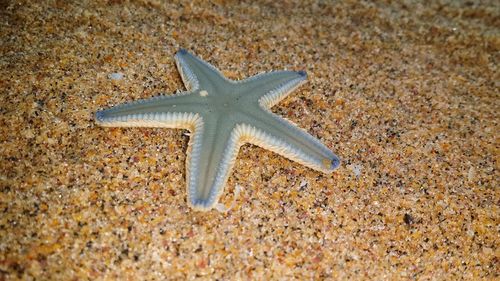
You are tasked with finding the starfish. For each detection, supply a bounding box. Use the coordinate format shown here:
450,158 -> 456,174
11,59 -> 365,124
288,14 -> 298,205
95,49 -> 340,211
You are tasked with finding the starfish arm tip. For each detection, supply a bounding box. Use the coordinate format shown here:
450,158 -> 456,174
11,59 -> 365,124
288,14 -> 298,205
177,48 -> 188,55
95,110 -> 105,124
189,198 -> 215,211
319,155 -> 341,173
297,70 -> 307,78
331,155 -> 341,170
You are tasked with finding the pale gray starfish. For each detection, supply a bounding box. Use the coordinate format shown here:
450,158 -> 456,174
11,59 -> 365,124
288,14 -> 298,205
95,49 -> 340,211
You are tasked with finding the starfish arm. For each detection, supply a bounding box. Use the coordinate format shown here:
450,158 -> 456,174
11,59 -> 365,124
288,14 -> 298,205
241,110 -> 340,173
237,70 -> 307,107
95,93 -> 204,128
186,114 -> 241,210
174,49 -> 228,90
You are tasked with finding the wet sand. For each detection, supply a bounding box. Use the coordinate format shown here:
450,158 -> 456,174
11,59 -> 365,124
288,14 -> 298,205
0,0 -> 498,279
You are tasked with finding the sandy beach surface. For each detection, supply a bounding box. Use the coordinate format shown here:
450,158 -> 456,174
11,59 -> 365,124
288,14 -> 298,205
1,0 -> 498,279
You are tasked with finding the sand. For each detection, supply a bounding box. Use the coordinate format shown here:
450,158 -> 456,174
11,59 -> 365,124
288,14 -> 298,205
0,0 -> 498,279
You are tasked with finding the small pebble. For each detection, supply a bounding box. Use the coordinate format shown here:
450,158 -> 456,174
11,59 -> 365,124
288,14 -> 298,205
108,72 -> 124,80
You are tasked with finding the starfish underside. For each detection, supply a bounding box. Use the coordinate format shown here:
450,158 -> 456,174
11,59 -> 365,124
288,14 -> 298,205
96,49 -> 340,211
